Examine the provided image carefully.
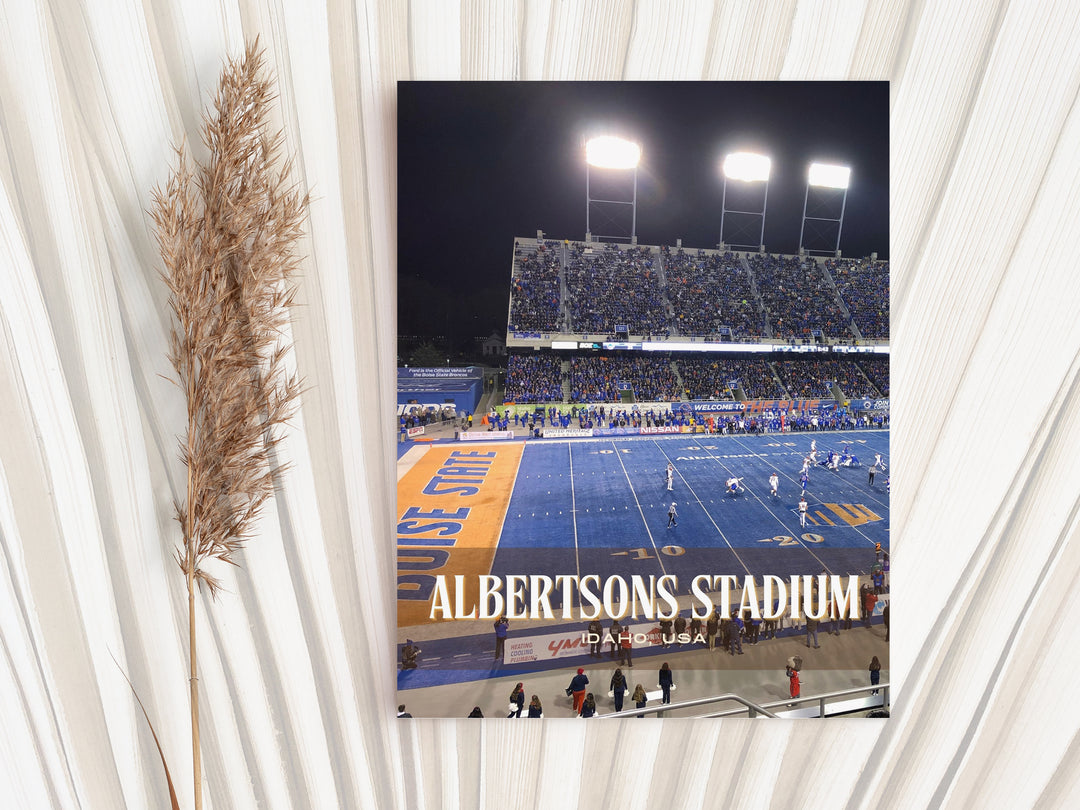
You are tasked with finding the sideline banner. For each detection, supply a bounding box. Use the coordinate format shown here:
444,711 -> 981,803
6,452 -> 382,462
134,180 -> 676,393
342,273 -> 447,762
505,622 -> 673,665
673,401 -> 745,414
459,430 -> 516,441
545,428 -> 594,438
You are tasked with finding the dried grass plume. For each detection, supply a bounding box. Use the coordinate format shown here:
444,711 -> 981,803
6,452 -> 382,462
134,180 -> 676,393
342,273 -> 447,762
150,39 -> 307,810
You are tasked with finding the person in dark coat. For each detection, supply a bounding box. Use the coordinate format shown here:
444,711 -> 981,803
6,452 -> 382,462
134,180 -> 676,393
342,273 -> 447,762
658,662 -> 674,704
567,667 -> 589,714
493,616 -> 509,660
468,706 -> 484,718
527,695 -> 543,718
618,632 -> 633,667
706,613 -> 719,650
659,617 -> 673,647
673,615 -> 687,644
580,693 -> 597,718
396,704 -> 412,718
587,618 -> 604,657
869,656 -> 881,695
632,684 -> 647,716
608,619 -> 623,658
400,640 -> 420,670
610,668 -> 627,712
508,682 -> 525,717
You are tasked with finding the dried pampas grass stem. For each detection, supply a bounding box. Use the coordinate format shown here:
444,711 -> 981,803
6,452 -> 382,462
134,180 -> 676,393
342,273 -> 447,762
151,38 -> 307,810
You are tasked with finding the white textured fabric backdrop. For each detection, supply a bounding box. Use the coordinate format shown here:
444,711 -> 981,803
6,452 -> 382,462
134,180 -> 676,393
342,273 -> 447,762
1,0 -> 1079,807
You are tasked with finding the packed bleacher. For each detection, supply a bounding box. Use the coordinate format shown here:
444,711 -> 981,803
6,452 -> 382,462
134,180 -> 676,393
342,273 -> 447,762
676,357 -> 787,400
773,359 -> 865,399
564,244 -> 668,336
569,355 -> 680,403
504,353 -> 564,403
858,357 -> 890,397
662,248 -> 765,340
827,258 -> 890,340
749,254 -> 854,341
507,241 -> 564,333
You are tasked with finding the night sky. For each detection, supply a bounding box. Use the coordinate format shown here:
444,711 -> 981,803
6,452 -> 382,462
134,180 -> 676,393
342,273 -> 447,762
398,81 -> 888,347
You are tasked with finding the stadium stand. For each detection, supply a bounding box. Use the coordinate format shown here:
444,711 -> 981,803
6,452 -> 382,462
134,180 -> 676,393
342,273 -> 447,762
565,243 -> 668,337
749,253 -> 854,341
662,247 -> 765,340
507,240 -> 564,333
826,258 -> 890,341
677,357 -> 788,400
569,355 -> 680,403
504,353 -> 564,403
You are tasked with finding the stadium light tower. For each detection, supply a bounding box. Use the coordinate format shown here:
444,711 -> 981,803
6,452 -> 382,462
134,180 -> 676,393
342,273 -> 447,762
720,152 -> 771,251
585,136 -> 641,244
799,162 -> 851,257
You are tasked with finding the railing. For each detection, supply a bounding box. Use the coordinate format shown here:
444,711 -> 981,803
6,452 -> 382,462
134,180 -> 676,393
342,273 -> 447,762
595,683 -> 889,719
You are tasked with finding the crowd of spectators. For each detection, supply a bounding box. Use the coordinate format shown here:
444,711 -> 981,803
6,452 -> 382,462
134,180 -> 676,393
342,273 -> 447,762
858,357 -> 890,397
827,258 -> 890,340
676,357 -> 787,400
504,353 -> 564,403
564,244 -> 669,336
569,355 -> 680,403
773,359 -> 863,399
661,248 -> 764,339
749,254 -> 854,340
507,241 -> 563,333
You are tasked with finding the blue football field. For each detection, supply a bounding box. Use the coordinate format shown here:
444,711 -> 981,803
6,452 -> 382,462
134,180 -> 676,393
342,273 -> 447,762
491,429 -> 889,598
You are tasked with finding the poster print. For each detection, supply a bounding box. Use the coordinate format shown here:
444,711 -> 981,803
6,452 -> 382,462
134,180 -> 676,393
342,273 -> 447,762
395,82 -> 889,719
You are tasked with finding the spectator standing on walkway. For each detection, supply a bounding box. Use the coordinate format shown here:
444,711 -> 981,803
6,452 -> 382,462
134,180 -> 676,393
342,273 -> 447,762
805,616 -> 820,649
658,662 -> 674,704
567,667 -> 589,715
401,640 -> 420,670
493,616 -> 509,660
608,618 -> 623,659
619,631 -> 634,668
527,695 -> 543,718
508,683 -> 525,718
632,684 -> 648,715
610,669 -> 627,712
869,656 -> 881,695
588,617 -> 604,657
580,693 -> 598,718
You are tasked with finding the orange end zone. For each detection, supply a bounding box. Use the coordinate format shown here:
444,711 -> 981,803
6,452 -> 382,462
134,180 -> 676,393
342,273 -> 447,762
397,442 -> 524,626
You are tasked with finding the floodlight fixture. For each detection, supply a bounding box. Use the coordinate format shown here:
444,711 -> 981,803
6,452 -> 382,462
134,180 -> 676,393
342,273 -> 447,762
585,136 -> 641,169
585,136 -> 641,243
808,162 -> 851,189
722,152 -> 771,183
719,151 -> 771,251
800,162 -> 851,256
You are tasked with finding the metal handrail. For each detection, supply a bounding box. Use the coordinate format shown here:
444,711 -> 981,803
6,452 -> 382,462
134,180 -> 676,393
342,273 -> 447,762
706,683 -> 890,718
594,692 -> 779,719
593,683 -> 889,719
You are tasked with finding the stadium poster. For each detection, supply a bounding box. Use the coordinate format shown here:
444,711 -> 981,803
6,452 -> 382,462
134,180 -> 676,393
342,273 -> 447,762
397,81 -> 889,719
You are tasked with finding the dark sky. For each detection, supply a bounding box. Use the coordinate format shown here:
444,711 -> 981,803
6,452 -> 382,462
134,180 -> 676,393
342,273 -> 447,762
398,81 -> 888,344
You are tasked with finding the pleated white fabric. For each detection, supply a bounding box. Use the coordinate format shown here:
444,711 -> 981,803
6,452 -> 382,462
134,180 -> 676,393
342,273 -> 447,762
1,1 -> 1079,808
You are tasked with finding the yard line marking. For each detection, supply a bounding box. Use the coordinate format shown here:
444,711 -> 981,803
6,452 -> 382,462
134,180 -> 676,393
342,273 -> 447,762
651,440 -> 751,576
703,438 -> 836,572
729,434 -> 888,550
569,442 -> 580,579
612,440 -> 667,576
